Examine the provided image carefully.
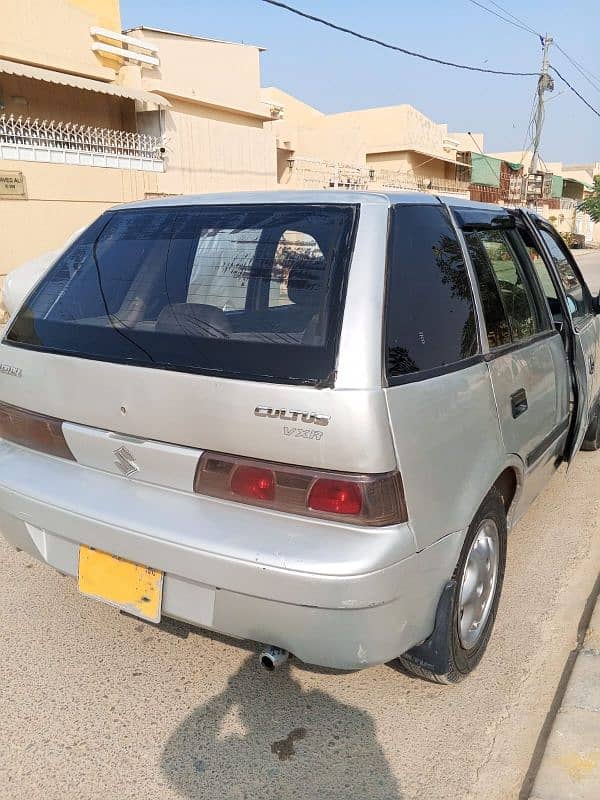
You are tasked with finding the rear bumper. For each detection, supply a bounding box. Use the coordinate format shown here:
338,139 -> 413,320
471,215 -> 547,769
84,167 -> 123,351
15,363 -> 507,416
0,441 -> 464,669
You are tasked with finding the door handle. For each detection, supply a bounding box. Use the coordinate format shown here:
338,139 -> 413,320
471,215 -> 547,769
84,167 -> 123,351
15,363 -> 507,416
511,388 -> 528,419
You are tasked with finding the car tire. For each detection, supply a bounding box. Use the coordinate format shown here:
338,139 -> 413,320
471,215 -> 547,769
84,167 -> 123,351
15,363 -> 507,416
582,404 -> 600,452
397,488 -> 507,684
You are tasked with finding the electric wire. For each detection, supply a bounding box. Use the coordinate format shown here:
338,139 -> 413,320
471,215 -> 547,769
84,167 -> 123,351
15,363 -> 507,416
519,89 -> 539,166
261,1 -> 599,133
483,0 -> 542,36
466,0 -> 539,38
553,43 -> 600,94
260,0 -> 538,76
550,65 -> 600,120
463,2 -> 600,124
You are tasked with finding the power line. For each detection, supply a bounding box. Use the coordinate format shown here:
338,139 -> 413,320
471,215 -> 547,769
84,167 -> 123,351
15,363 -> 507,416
468,1 -> 600,98
550,65 -> 600,120
556,46 -> 600,87
260,0 -> 538,76
466,0 -> 539,38
519,89 -> 539,165
484,0 -> 541,36
554,43 -> 600,94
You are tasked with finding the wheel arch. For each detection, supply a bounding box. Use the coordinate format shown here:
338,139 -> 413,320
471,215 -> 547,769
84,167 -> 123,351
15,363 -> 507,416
473,457 -> 524,534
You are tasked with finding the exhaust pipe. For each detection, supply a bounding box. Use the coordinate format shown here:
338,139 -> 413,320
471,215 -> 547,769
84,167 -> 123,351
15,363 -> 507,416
259,645 -> 290,671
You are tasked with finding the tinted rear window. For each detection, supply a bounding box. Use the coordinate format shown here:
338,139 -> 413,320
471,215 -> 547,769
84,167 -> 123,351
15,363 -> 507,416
385,204 -> 478,381
6,204 -> 358,385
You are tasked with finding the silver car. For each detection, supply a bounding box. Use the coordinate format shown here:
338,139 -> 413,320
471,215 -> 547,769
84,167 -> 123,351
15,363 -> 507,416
0,191 -> 598,683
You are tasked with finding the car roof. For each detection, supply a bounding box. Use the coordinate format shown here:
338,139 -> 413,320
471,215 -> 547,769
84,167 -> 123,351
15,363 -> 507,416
114,189 -> 505,214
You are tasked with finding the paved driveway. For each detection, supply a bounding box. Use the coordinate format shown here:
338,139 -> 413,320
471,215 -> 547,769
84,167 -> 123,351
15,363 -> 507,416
0,252 -> 598,800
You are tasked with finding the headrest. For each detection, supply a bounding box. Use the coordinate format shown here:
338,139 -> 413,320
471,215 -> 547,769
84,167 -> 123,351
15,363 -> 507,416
287,258 -> 326,306
156,303 -> 232,338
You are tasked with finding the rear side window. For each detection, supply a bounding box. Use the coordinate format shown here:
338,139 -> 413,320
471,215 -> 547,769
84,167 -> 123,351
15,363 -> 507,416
538,228 -> 594,325
520,227 -> 560,305
385,205 -> 478,380
6,204 -> 358,385
466,233 -> 512,349
466,229 -> 544,346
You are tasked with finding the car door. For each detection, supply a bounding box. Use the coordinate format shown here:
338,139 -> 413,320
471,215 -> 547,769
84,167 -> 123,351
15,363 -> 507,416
528,216 -> 599,461
456,209 -> 566,486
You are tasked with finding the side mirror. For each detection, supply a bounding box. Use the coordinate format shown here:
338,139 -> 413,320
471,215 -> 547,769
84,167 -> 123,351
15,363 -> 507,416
565,294 -> 578,316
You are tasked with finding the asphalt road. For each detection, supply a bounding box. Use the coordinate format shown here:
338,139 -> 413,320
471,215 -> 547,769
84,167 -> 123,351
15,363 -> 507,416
575,248 -> 600,294
0,253 -> 598,800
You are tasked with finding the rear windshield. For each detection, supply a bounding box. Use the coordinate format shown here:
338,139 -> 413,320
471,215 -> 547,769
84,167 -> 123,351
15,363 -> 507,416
6,204 -> 358,384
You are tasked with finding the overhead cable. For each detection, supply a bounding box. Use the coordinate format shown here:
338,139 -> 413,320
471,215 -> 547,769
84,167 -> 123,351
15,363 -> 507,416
466,0 -> 540,38
554,43 -> 600,94
260,0 -> 539,76
550,65 -> 600,120
483,0 -> 542,36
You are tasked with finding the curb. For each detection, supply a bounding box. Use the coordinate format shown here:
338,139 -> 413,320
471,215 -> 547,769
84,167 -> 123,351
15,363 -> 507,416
528,589 -> 600,799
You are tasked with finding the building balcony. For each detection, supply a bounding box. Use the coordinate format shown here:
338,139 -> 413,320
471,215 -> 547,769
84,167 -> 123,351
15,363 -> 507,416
0,114 -> 165,172
372,169 -> 471,197
559,197 -> 579,210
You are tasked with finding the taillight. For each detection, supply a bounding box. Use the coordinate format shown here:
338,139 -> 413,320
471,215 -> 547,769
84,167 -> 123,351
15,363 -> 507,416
308,479 -> 362,515
0,401 -> 74,460
231,466 -> 275,501
194,451 -> 407,526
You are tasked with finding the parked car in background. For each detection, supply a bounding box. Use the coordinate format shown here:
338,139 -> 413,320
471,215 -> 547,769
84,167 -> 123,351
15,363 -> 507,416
0,191 -> 598,683
1,228 -> 84,318
2,250 -> 57,318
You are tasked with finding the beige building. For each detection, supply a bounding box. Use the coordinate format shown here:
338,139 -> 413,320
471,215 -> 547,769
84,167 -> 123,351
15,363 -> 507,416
124,27 -> 277,196
0,1 -> 278,275
262,87 -> 471,195
331,104 -> 469,192
0,0 -> 164,272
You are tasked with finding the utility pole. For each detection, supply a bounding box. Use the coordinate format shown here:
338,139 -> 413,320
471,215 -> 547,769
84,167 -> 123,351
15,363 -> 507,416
529,34 -> 554,176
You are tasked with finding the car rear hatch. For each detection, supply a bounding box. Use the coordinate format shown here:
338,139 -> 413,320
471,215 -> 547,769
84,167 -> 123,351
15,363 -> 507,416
0,196 -> 397,503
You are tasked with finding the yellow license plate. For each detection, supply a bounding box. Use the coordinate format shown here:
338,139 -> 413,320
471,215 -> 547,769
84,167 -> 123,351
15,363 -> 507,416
78,546 -> 163,623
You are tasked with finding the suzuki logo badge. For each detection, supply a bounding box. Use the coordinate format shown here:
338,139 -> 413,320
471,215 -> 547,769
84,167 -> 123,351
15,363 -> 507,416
113,445 -> 139,478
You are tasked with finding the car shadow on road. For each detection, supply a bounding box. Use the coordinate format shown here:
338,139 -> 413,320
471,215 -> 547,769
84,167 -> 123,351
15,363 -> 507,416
160,653 -> 403,800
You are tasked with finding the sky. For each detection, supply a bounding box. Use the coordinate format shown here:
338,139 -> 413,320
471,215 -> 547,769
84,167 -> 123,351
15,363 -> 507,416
120,0 -> 599,164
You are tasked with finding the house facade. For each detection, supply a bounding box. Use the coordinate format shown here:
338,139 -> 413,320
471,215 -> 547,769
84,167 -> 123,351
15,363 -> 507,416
262,88 -> 472,196
0,0 -> 171,272
0,1 -> 278,276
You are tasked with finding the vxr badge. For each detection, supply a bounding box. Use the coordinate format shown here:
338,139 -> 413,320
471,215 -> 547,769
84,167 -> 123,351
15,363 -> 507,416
113,445 -> 139,478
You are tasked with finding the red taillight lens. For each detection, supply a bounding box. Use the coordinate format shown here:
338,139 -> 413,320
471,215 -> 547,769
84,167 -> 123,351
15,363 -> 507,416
308,479 -> 362,515
0,401 -> 74,460
194,451 -> 408,526
231,465 -> 275,501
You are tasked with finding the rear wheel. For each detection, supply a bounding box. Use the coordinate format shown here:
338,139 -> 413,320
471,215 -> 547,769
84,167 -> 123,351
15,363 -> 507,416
398,488 -> 507,684
582,404 -> 600,451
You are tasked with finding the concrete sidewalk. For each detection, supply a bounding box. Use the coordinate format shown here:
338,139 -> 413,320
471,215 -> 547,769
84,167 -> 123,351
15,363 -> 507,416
530,590 -> 600,799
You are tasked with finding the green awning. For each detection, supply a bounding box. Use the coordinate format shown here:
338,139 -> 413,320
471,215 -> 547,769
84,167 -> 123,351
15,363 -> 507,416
471,153 -> 501,187
551,175 -> 564,198
564,177 -> 594,191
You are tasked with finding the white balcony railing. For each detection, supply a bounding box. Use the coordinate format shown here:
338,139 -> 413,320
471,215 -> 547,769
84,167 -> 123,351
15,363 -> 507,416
283,158 -> 472,196
373,169 -> 471,197
0,114 -> 165,172
285,157 -> 370,190
559,197 -> 579,210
